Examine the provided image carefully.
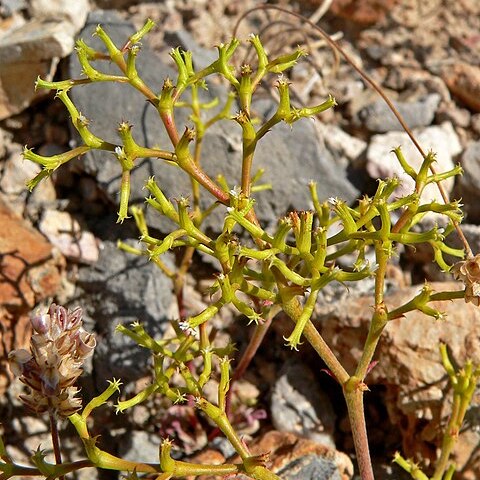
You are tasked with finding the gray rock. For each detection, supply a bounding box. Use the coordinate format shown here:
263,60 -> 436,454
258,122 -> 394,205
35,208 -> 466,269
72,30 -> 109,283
366,122 -> 461,203
118,430 -> 161,463
355,93 -> 441,132
0,19 -> 76,119
458,141 -> 480,222
75,240 -> 175,383
271,360 -> 336,448
449,223 -> 480,253
68,11 -> 359,236
278,455 -> 344,480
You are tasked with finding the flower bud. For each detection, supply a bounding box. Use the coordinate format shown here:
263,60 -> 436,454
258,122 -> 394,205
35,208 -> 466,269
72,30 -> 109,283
8,349 -> 33,377
31,312 -> 51,334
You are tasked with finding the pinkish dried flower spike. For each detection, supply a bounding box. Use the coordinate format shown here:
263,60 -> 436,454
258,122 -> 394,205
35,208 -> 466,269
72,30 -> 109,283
452,254 -> 480,306
8,304 -> 96,417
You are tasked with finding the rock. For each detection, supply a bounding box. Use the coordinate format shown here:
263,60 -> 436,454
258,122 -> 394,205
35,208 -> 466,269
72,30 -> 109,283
458,141 -> 480,222
366,122 -> 461,202
355,93 -> 441,132
0,8 -> 26,44
0,19 -> 76,119
435,102 -> 471,128
442,62 -> 480,112
0,198 -> 64,309
0,140 -> 38,215
28,0 -> 89,32
192,431 -> 353,480
118,430 -> 161,463
3,151 -> 32,193
0,126 -> 13,158
68,11 -> 359,235
271,360 -> 336,449
1,0 -> 27,16
318,123 -> 367,166
330,0 -> 400,26
38,210 -> 99,264
317,281 -> 480,473
450,224 -> 480,254
0,311 -> 30,394
250,431 -> 353,480
0,139 -> 57,216
75,240 -> 176,383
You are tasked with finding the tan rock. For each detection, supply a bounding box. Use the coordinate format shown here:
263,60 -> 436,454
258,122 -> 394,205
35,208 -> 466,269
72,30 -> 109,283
188,430 -> 353,480
28,0 -> 89,32
0,19 -> 76,119
250,430 -> 353,479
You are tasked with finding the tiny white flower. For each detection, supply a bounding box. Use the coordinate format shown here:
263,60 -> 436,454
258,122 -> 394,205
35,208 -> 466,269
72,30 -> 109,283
178,320 -> 197,337
229,186 -> 242,197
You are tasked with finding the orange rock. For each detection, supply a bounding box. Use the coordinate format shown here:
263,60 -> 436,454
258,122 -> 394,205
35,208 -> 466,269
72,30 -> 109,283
330,0 -> 400,26
0,198 -> 63,307
443,62 -> 480,112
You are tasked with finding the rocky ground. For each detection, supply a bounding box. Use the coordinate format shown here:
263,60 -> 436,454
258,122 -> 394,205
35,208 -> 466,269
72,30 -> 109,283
1,0 -> 480,479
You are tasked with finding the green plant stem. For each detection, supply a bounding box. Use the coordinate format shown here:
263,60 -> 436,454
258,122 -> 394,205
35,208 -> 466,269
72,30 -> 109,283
432,384 -> 472,479
344,386 -> 374,480
159,108 -> 180,146
355,244 -> 388,380
241,144 -> 256,198
0,459 -> 95,478
301,321 -> 349,384
343,243 -> 389,480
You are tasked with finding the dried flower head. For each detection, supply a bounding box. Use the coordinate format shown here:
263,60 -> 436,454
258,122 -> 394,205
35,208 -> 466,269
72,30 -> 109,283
452,254 -> 480,306
8,304 -> 96,417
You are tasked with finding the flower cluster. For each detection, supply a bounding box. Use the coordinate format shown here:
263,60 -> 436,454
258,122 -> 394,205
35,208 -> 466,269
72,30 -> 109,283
452,254 -> 480,306
8,304 -> 96,417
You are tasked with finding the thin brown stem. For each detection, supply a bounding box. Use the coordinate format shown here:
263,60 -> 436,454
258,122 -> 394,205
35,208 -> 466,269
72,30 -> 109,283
49,411 -> 65,480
